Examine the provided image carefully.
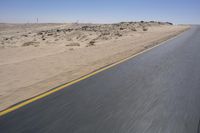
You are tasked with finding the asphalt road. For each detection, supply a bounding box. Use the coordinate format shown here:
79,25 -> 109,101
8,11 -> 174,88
1,26 -> 200,133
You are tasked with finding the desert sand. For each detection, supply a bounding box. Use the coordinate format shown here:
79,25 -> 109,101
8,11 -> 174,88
0,22 -> 189,111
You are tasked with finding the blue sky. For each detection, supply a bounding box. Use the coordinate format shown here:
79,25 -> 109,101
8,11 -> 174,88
0,0 -> 200,24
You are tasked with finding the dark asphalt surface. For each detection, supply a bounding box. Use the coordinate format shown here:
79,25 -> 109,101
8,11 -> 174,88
1,26 -> 200,133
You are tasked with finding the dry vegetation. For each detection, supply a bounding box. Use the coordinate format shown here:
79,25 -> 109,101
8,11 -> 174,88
0,21 -> 172,48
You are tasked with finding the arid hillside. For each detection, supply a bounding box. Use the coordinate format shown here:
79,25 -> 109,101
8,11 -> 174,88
0,21 -> 173,48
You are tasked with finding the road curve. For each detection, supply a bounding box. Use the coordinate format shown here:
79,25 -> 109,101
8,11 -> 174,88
1,26 -> 200,133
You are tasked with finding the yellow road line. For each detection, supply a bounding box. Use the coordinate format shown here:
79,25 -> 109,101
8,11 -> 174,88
0,31 -> 186,117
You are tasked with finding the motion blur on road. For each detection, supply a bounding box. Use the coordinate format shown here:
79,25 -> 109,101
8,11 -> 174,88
0,26 -> 200,133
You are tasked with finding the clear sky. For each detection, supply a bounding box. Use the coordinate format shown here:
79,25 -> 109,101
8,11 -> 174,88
0,0 -> 200,24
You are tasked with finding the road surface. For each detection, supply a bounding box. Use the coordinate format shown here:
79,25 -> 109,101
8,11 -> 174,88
0,26 -> 200,133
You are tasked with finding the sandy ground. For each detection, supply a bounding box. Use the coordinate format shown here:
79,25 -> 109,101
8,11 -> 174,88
0,22 -> 189,111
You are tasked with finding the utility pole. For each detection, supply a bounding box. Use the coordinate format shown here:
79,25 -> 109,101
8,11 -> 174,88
37,18 -> 38,23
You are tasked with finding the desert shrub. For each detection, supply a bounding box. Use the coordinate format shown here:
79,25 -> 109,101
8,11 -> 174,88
65,28 -> 73,32
166,22 -> 173,25
87,40 -> 95,47
101,31 -> 110,36
22,34 -> 28,37
120,27 -> 125,30
22,41 -> 39,47
66,42 -> 80,46
115,32 -> 122,37
81,26 -> 90,31
4,38 -> 9,41
89,40 -> 95,45
142,27 -> 148,31
37,31 -> 44,35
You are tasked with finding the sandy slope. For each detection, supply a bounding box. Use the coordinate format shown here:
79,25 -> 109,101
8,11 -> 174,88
0,22 -> 189,111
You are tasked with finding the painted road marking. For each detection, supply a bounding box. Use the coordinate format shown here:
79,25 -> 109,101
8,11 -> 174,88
0,29 -> 188,117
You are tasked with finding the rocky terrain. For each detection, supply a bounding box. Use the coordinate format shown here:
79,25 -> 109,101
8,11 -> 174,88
0,21 -> 173,48
0,21 -> 188,111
